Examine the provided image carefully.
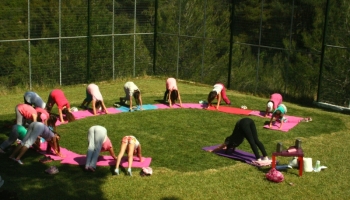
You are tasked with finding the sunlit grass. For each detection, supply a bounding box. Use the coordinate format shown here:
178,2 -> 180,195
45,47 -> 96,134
0,77 -> 349,199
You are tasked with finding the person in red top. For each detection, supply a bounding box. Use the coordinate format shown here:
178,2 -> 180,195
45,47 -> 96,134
46,89 -> 75,123
15,104 -> 38,126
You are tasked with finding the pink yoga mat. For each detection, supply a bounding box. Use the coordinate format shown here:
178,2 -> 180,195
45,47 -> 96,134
38,142 -> 152,168
154,103 -> 205,109
54,107 -> 121,126
263,115 -> 303,132
249,110 -> 270,118
72,107 -> 120,119
60,154 -> 152,168
37,142 -> 71,161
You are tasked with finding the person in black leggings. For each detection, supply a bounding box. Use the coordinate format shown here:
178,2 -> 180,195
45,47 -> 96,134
209,118 -> 268,161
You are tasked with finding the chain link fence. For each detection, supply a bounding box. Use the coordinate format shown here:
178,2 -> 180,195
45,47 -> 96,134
0,0 -> 348,108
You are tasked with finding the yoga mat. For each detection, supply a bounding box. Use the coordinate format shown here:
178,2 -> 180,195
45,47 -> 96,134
37,142 -> 71,161
61,154 -> 152,168
249,110 -> 270,118
116,104 -> 158,112
38,142 -> 152,168
263,115 -> 303,132
72,107 -> 121,119
54,107 -> 121,126
207,106 -> 252,115
154,103 -> 206,109
202,145 -> 265,167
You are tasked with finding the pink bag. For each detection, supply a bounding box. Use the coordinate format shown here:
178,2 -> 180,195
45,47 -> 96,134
266,168 -> 284,183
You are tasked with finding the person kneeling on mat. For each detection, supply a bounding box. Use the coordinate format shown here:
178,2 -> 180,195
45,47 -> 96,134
208,118 -> 269,161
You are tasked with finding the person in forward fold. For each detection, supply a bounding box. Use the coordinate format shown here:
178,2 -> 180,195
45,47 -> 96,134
80,83 -> 109,116
163,77 -> 183,108
269,104 -> 287,130
120,81 -> 143,111
15,104 -> 38,126
209,118 -> 269,162
85,125 -> 117,172
35,107 -> 50,125
265,93 -> 283,117
114,136 -> 144,176
23,91 -> 46,109
0,125 -> 27,154
206,83 -> 231,110
9,121 -> 62,165
46,89 -> 75,123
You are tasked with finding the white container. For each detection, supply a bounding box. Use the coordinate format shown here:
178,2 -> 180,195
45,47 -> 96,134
303,157 -> 314,172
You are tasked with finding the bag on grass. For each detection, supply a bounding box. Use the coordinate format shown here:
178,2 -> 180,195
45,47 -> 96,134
266,168 -> 284,183
140,167 -> 153,176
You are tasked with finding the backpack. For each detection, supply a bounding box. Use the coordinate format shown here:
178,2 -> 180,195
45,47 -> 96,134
266,168 -> 284,183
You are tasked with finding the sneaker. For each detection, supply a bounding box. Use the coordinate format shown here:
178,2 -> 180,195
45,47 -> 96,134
10,157 -> 23,165
114,168 -> 119,175
127,168 -> 132,176
17,159 -> 23,165
288,157 -> 298,168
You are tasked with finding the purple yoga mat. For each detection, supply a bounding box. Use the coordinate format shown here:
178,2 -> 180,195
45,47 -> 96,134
202,145 -> 271,167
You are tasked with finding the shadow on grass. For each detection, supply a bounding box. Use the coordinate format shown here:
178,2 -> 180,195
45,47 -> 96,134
0,148 -> 112,200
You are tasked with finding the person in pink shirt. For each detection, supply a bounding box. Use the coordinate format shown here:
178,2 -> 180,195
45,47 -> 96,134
80,83 -> 109,115
265,93 -> 283,117
15,104 -> 38,126
163,78 -> 183,108
206,83 -> 231,110
46,89 -> 75,123
35,107 -> 50,125
85,125 -> 117,172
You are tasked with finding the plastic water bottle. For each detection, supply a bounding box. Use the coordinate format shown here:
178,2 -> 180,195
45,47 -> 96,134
314,160 -> 321,172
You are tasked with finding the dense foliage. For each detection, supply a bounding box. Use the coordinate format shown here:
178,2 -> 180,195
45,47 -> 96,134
0,0 -> 349,106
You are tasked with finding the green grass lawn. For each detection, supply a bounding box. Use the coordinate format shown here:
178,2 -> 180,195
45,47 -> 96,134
0,77 -> 350,200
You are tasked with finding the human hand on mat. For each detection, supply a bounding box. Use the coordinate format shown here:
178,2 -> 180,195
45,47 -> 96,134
55,152 -> 65,158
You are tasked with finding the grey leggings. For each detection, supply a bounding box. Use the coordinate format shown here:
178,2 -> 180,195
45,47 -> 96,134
85,126 -> 107,168
21,122 -> 45,148
0,125 -> 21,150
15,106 -> 25,126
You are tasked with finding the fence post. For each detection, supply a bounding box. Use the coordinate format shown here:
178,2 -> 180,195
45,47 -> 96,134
86,0 -> 92,83
28,1 -> 32,90
152,0 -> 158,75
317,0 -> 330,102
227,0 -> 235,89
